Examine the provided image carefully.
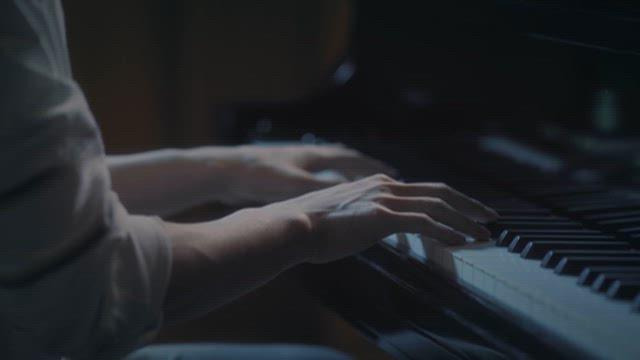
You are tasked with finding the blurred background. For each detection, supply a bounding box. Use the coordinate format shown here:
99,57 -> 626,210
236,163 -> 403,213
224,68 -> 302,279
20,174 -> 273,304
65,0 -> 640,185
65,0 -> 352,152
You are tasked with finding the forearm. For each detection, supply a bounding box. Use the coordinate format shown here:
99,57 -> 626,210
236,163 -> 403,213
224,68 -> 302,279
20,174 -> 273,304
161,208 -> 309,324
107,144 -> 392,216
108,149 -> 229,216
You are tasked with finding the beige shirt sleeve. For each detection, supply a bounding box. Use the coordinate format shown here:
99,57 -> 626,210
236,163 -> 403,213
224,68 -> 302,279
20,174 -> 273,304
0,1 -> 172,359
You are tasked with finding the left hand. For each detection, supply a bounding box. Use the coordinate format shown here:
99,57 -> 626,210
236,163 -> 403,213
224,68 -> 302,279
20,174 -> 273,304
187,144 -> 397,206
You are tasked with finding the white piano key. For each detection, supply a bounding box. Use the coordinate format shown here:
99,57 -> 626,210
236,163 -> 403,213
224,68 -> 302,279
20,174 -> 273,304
383,233 -> 640,359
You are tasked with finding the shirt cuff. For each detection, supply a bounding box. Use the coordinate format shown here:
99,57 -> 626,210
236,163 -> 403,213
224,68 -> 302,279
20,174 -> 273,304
95,210 -> 173,359
125,214 -> 173,329
122,215 -> 172,340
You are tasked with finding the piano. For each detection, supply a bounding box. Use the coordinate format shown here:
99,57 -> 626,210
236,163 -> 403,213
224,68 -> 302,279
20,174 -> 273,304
223,0 -> 640,358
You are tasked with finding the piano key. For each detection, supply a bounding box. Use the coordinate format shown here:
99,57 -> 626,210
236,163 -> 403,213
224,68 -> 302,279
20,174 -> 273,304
543,251 -> 640,269
509,235 -> 617,253
554,257 -> 640,276
552,191 -> 622,200
491,208 -> 552,216
521,241 -> 630,260
606,279 -> 640,300
523,185 -> 605,198
509,235 -> 615,253
619,226 -> 640,235
494,220 -> 582,227
553,192 -> 620,201
496,229 -> 602,247
577,266 -> 640,286
566,203 -> 640,216
586,210 -> 640,221
597,217 -> 640,227
551,196 -> 626,208
544,193 -> 611,204
477,197 -> 528,205
489,221 -> 585,236
592,273 -> 640,293
385,233 -> 640,358
496,215 -> 569,222
620,230 -> 640,246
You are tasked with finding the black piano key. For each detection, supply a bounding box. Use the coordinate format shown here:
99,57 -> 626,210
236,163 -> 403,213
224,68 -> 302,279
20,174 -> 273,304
577,266 -> 640,286
496,229 -> 602,247
491,209 -> 552,216
522,241 -> 629,260
566,203 -> 640,216
541,189 -> 609,199
492,221 -> 583,231
496,215 -> 568,222
625,234 -> 640,248
597,217 -> 640,228
592,273 -> 640,293
633,294 -> 640,312
543,251 -> 640,269
554,257 -> 640,276
606,279 -> 640,300
619,226 -> 640,235
509,234 -> 616,252
552,196 -> 625,208
525,186 -> 604,198
509,235 -> 617,253
489,222 -> 581,236
585,210 -> 640,222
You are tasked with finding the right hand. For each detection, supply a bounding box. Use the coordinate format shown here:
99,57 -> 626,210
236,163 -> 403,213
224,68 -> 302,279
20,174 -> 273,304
263,174 -> 499,264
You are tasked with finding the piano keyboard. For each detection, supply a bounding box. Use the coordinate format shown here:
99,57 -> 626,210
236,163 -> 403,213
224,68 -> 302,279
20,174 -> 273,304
382,184 -> 640,359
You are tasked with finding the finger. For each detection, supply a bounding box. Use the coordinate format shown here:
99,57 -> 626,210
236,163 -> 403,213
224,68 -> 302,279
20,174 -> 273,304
380,196 -> 490,240
389,183 -> 499,223
386,211 -> 467,245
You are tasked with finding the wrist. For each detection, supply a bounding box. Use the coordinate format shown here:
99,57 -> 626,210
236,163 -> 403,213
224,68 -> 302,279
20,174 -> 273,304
188,206 -> 313,270
283,210 -> 315,266
258,204 -> 317,265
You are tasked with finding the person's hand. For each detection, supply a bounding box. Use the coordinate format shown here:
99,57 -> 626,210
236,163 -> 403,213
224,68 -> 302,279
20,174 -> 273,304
162,174 -> 497,322
187,144 -> 396,206
262,174 -> 499,264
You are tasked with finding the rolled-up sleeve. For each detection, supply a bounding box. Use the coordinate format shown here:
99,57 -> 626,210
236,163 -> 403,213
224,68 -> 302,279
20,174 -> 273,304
0,1 -> 172,359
